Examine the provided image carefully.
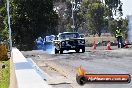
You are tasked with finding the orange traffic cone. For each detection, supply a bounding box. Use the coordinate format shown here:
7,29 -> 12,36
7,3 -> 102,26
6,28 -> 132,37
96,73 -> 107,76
92,41 -> 96,50
125,40 -> 129,48
106,41 -> 112,50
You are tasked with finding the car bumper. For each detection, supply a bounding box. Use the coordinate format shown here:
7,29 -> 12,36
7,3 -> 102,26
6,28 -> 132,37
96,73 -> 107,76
60,45 -> 85,50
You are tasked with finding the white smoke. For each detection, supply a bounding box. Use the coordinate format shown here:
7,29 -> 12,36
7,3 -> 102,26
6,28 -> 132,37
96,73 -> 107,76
128,16 -> 132,43
45,42 -> 55,54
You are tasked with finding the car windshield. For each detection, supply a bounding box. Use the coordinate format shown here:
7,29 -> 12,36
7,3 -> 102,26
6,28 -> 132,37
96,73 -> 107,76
59,33 -> 80,39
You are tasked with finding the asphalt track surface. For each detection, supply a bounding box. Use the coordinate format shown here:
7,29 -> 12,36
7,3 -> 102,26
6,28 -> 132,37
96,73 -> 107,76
22,46 -> 132,88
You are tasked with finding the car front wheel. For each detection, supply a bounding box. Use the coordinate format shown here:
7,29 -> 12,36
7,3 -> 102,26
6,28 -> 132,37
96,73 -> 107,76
75,48 -> 80,53
82,48 -> 85,53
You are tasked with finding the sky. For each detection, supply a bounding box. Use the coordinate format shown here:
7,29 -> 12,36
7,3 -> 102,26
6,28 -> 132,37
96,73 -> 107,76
121,0 -> 132,18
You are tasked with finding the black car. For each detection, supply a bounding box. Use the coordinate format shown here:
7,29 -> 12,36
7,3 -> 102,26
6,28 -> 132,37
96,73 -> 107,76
53,32 -> 85,54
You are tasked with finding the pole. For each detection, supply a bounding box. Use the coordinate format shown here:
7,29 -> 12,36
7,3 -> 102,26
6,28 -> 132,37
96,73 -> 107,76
6,0 -> 12,57
72,0 -> 75,32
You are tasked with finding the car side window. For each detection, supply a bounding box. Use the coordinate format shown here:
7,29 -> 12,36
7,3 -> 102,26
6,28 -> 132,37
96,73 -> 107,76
55,36 -> 58,40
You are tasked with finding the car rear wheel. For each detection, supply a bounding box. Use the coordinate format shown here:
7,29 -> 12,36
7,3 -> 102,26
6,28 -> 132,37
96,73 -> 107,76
60,49 -> 63,54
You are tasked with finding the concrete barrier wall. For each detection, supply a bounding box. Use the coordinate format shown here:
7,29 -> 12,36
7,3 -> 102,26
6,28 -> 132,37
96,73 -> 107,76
9,58 -> 18,88
12,48 -> 52,88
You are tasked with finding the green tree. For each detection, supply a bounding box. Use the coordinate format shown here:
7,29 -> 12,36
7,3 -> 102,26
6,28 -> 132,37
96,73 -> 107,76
108,19 -> 117,35
120,18 -> 128,38
54,0 -> 71,32
0,0 -> 9,41
54,0 -> 85,32
104,0 -> 123,35
0,0 -> 58,50
81,0 -> 106,36
104,0 -> 122,17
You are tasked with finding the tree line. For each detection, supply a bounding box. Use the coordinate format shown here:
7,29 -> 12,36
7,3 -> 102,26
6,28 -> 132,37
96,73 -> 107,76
0,0 -> 58,50
55,0 -> 128,36
0,0 -> 128,50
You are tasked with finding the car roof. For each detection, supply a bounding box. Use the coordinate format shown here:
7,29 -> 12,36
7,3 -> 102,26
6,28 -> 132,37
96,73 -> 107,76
63,32 -> 79,33
60,32 -> 79,35
58,32 -> 79,37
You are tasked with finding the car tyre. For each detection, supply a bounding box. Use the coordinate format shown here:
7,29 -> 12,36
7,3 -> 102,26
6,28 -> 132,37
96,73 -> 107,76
75,48 -> 80,53
60,49 -> 63,54
82,47 -> 85,53
55,48 -> 59,54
